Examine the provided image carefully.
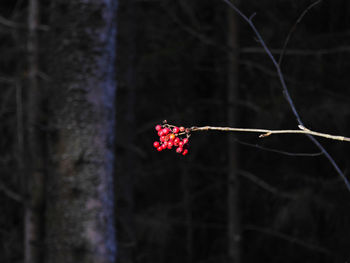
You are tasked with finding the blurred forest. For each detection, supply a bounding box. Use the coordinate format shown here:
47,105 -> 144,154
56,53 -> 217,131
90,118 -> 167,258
1,0 -> 350,263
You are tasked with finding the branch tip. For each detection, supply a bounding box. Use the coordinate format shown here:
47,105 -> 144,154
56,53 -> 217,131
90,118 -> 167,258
259,132 -> 271,138
249,12 -> 256,21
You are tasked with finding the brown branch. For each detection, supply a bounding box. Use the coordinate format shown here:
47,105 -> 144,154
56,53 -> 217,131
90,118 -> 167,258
190,125 -> 350,142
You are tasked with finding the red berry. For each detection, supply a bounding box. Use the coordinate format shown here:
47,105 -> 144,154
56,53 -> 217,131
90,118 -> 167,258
182,149 -> 188,156
162,144 -> 167,150
162,128 -> 170,135
169,133 -> 176,141
174,137 -> 180,145
176,147 -> 183,153
153,141 -> 160,148
167,141 -> 173,149
183,138 -> 189,144
160,136 -> 166,142
155,125 -> 162,131
157,146 -> 163,152
179,126 -> 185,132
173,127 -> 179,134
179,141 -> 184,147
158,130 -> 164,137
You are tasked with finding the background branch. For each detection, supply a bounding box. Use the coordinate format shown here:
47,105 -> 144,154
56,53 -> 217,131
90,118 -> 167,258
0,14 -> 49,30
238,170 -> 297,200
241,46 -> 350,56
278,0 -> 322,65
244,224 -> 333,256
0,182 -> 22,202
234,138 -> 323,157
222,0 -> 350,191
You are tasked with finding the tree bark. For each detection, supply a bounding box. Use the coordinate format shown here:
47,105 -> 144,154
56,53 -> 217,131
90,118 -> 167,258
226,1 -> 241,262
182,164 -> 193,263
25,0 -> 45,262
117,1 -> 136,262
46,1 -> 117,263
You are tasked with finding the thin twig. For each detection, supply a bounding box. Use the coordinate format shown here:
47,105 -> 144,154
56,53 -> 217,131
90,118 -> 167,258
278,0 -> 322,65
244,224 -> 333,256
0,15 -> 22,28
238,170 -> 297,199
234,138 -> 323,157
190,126 -> 350,142
242,46 -> 350,56
0,182 -> 22,202
0,14 -> 49,30
0,76 -> 14,84
222,0 -> 350,191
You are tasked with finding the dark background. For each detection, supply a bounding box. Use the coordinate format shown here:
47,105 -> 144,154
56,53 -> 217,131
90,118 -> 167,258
1,0 -> 350,262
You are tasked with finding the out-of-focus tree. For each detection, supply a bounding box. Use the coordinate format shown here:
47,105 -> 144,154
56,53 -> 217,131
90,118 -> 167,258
116,1 -> 138,263
24,0 -> 44,262
226,1 -> 241,262
45,1 -> 117,262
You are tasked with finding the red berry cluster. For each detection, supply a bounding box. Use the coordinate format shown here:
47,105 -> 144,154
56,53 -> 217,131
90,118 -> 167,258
153,122 -> 190,155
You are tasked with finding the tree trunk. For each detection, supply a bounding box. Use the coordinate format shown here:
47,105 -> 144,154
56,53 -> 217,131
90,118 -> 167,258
182,164 -> 193,263
226,2 -> 241,263
46,1 -> 117,263
25,0 -> 45,262
117,1 -> 137,262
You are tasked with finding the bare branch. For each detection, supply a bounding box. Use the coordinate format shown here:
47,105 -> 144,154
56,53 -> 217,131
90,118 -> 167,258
0,15 -> 21,28
244,224 -> 333,256
279,0 -> 322,65
221,0 -> 350,191
238,170 -> 297,199
0,182 -> 22,202
234,138 -> 323,157
0,14 -> 49,31
249,12 -> 256,21
191,125 -> 350,142
0,76 -> 15,84
241,46 -> 350,56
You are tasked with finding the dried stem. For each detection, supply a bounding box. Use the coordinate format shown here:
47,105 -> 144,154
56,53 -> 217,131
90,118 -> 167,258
190,125 -> 350,142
